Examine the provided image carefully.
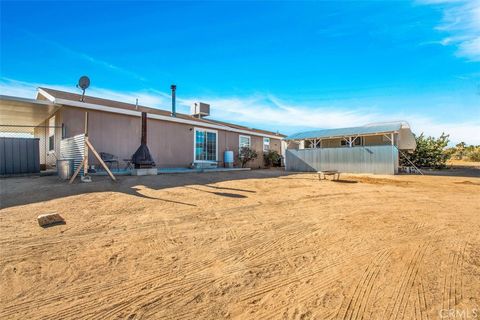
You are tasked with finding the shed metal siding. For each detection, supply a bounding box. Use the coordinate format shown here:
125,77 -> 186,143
285,145 -> 398,175
0,137 -> 40,175
60,134 -> 85,175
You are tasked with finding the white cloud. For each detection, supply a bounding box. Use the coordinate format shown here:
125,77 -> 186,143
187,95 -> 480,144
1,78 -> 479,145
23,31 -> 147,81
421,0 -> 480,61
0,78 -> 168,106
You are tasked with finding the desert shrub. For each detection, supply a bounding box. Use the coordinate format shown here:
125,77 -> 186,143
238,147 -> 258,168
401,133 -> 450,169
263,150 -> 282,167
452,142 -> 467,160
466,146 -> 480,162
445,142 -> 480,162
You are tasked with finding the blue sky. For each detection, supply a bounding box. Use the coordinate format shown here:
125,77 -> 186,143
1,0 -> 479,144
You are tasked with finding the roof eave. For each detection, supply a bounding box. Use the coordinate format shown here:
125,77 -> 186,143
54,98 -> 283,139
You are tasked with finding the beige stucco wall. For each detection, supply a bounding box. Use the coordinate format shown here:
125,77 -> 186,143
363,135 -> 390,146
321,138 -> 342,148
59,106 -> 282,169
34,112 -> 63,167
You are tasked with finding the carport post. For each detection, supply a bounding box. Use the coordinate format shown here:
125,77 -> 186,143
383,133 -> 423,175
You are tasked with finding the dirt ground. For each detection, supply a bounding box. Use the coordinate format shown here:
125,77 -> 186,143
1,167 -> 479,320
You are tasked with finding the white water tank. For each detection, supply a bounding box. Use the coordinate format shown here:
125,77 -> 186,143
224,151 -> 234,168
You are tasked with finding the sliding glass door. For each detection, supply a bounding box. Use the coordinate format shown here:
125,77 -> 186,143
194,128 -> 217,162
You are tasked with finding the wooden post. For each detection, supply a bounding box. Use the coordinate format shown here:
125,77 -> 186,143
68,111 -> 116,183
69,156 -> 86,184
85,138 -> 116,181
84,112 -> 89,176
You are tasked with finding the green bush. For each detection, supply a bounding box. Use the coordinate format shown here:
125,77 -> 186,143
263,150 -> 282,167
401,133 -> 450,169
238,147 -> 258,168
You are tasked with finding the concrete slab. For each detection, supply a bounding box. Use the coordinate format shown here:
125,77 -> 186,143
131,168 -> 158,176
157,167 -> 251,174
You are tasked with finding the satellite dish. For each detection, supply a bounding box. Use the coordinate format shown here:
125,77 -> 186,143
78,76 -> 90,90
76,76 -> 90,102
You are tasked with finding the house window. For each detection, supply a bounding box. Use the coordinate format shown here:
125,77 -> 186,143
239,135 -> 251,150
263,137 -> 270,152
48,116 -> 55,152
194,128 -> 217,162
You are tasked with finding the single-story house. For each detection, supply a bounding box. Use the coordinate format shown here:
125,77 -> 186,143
284,122 -> 417,174
0,87 -> 285,174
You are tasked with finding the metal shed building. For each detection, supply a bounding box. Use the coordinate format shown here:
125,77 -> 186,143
284,121 -> 416,175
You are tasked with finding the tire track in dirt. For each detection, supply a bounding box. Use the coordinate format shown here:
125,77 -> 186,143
0,190 -> 454,315
237,226 -> 322,264
176,245 -> 379,320
2,225 -> 438,320
442,241 -> 468,320
1,257 -> 215,319
59,270 -> 217,320
235,250 -> 380,320
0,195 -> 353,262
235,243 -> 377,303
382,242 -> 430,320
334,249 -> 391,320
0,221 -> 319,318
416,276 -> 430,320
213,219 -> 330,267
35,232 -> 352,320
166,243 -> 373,320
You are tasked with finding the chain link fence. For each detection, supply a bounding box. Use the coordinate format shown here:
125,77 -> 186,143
1,124 -> 64,171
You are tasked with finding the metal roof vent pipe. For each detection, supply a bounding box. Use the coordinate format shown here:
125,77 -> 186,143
171,84 -> 176,117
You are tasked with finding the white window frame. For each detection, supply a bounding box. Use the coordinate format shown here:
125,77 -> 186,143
239,135 -> 251,151
48,116 -> 55,153
193,127 -> 218,163
263,137 -> 270,152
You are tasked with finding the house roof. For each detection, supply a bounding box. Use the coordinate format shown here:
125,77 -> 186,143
0,95 -> 60,127
37,87 -> 285,139
285,122 -> 411,140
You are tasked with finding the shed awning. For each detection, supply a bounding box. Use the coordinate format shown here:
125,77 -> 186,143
285,121 -> 416,150
285,122 -> 409,140
0,95 -> 60,127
